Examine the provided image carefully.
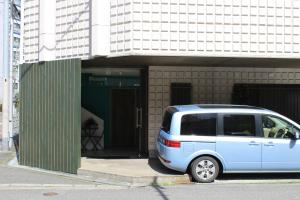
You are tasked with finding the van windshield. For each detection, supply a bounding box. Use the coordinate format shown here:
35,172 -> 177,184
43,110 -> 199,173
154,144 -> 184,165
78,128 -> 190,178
161,111 -> 173,133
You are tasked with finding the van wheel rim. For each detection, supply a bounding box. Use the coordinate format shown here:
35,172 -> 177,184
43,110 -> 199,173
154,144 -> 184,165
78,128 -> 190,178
195,160 -> 216,180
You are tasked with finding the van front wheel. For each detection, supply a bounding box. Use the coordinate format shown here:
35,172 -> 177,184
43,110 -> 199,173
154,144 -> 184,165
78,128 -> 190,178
191,156 -> 219,183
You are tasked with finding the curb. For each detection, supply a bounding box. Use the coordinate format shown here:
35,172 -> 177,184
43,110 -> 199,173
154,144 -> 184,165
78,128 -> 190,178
0,183 -> 126,190
214,179 -> 300,185
77,169 -> 191,187
8,157 -> 191,187
7,156 -> 300,187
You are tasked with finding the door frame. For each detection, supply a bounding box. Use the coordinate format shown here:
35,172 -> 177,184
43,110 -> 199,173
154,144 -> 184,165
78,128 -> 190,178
107,67 -> 149,156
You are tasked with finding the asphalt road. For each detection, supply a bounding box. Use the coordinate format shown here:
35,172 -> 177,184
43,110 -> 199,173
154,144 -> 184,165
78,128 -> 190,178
1,183 -> 300,200
2,151 -> 300,200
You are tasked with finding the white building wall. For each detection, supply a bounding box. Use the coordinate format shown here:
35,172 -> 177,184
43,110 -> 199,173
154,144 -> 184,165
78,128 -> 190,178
23,0 -> 91,62
148,66 -> 300,156
91,0 -> 110,55
55,0 -> 90,59
110,0 -> 132,54
124,0 -> 300,58
39,0 -> 56,61
23,0 -> 300,61
23,0 -> 39,62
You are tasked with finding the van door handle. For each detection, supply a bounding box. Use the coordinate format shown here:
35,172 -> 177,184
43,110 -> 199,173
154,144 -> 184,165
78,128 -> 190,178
264,142 -> 274,147
249,141 -> 259,146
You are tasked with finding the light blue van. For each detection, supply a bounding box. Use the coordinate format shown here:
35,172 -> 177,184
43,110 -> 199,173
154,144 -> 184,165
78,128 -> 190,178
156,104 -> 300,183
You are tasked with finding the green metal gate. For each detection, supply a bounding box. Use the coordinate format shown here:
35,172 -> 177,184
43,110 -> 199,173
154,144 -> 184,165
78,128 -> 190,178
19,59 -> 81,174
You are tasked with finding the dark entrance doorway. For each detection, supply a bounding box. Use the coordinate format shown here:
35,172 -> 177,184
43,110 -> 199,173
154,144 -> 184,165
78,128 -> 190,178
81,68 -> 148,158
109,87 -> 144,157
111,89 -> 138,149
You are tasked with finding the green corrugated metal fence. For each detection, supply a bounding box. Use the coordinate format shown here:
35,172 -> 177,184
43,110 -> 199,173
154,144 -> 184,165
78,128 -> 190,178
19,59 -> 81,174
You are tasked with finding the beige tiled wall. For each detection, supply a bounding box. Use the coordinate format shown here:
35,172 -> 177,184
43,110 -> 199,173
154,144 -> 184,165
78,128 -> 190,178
148,66 -> 300,156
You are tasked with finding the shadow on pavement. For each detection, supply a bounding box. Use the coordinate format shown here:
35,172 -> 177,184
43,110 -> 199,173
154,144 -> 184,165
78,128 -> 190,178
151,177 -> 169,200
148,158 -> 300,183
148,158 -> 184,175
218,173 -> 300,180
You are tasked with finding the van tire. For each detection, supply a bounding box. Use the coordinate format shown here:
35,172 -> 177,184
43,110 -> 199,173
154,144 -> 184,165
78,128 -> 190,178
191,156 -> 219,183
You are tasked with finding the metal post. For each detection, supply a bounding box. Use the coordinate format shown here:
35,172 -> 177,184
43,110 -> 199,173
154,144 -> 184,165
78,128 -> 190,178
8,0 -> 13,148
2,0 -> 10,151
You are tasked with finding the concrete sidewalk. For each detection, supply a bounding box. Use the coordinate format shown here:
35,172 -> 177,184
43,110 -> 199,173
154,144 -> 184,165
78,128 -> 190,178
0,151 -> 126,190
2,150 -> 189,187
78,158 -> 191,186
4,151 -> 300,187
0,151 -> 15,165
78,157 -> 300,186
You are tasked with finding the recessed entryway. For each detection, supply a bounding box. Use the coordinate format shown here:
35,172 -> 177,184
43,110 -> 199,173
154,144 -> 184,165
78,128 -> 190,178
81,67 -> 148,158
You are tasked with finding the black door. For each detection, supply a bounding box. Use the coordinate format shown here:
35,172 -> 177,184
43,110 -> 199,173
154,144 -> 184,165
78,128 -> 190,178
111,89 -> 138,149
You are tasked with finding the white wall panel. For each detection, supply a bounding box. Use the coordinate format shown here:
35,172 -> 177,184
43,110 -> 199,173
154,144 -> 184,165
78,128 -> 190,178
24,0 -> 90,62
110,0 -> 132,54
56,0 -> 90,59
23,0 -> 39,62
110,0 -> 300,58
23,0 -> 300,61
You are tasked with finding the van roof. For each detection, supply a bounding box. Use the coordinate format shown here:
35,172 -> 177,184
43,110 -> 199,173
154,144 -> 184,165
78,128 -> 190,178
170,104 -> 269,112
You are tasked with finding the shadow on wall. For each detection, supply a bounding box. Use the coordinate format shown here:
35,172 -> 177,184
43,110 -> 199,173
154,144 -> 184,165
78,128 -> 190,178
39,2 -> 90,53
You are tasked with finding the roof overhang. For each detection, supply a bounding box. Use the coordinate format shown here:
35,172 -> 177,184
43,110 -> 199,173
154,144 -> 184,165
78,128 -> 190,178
82,55 -> 300,68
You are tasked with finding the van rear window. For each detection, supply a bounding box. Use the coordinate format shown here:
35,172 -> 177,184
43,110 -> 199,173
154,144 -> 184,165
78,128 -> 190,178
161,111 -> 173,133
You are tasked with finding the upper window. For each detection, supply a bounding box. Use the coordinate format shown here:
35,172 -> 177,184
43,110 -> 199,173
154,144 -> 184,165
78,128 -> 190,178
223,115 -> 256,137
170,83 -> 192,106
262,115 -> 300,139
181,113 -> 217,136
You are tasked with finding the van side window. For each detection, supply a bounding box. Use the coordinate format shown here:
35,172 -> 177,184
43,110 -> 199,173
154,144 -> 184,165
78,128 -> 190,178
223,115 -> 256,137
262,115 -> 300,139
181,114 -> 217,136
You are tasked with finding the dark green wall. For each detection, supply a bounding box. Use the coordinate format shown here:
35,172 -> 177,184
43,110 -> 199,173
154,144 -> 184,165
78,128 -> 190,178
20,59 -> 81,174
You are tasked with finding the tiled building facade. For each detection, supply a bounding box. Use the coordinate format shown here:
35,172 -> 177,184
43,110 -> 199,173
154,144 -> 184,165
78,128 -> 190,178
22,0 -> 300,158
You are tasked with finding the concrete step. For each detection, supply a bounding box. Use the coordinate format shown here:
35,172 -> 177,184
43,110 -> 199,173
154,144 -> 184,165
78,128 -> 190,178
78,158 -> 191,186
78,168 -> 191,187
